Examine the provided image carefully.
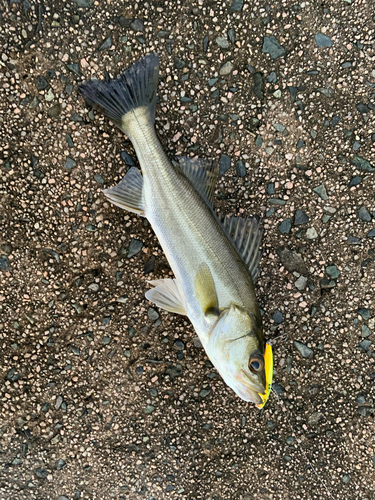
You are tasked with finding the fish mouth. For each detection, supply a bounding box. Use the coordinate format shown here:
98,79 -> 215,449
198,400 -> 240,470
234,369 -> 266,404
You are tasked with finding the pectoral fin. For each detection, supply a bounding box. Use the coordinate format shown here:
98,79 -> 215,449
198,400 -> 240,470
194,263 -> 219,317
103,167 -> 144,215
145,279 -> 187,315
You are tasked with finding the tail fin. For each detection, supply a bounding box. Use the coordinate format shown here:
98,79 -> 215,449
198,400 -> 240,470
78,53 -> 159,131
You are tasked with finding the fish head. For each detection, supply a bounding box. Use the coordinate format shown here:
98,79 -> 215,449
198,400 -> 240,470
206,304 -> 271,405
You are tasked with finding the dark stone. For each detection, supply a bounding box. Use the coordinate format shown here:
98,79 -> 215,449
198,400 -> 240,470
348,236 -> 361,246
313,184 -> 328,200
288,86 -> 297,103
272,383 -> 284,394
266,182 -> 275,195
362,325 -> 371,338
315,33 -> 333,47
66,63 -> 82,76
127,238 -> 143,258
351,155 -> 374,172
66,134 -> 74,148
356,103 -> 369,114
278,218 -> 292,234
296,139 -> 305,149
165,363 -> 183,380
230,0 -> 243,11
294,209 -> 309,225
266,71 -> 277,83
120,151 -> 136,166
199,388 -> 211,398
34,467 -> 48,479
131,18 -> 144,31
219,155 -> 231,175
6,368 -> 19,382
70,113 -> 83,123
358,207 -> 372,222
253,72 -> 264,99
0,243 -> 13,254
99,36 -> 112,51
148,307 -> 159,321
144,256 -> 155,274
64,157 -> 76,170
248,117 -> 260,130
276,247 -> 308,274
47,103 -> 61,117
319,87 -> 334,98
348,176 -> 362,188
235,160 -> 246,177
294,341 -> 313,358
174,339 -> 185,350
203,36 -> 209,53
36,75 -> 48,91
326,265 -> 340,279
174,57 -> 185,70
228,28 -> 235,43
119,16 -> 131,28
72,0 -> 93,6
273,310 -> 283,324
320,278 -> 336,289
55,459 -> 67,470
367,229 -> 375,238
262,36 -> 286,59
0,255 -> 12,271
94,174 -> 104,184
359,340 -> 371,352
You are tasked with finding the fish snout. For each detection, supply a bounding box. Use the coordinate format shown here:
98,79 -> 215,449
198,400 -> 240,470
235,369 -> 266,403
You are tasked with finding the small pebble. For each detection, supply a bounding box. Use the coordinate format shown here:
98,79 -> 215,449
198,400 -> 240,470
358,207 -> 372,222
306,227 -> 318,239
315,33 -> 333,47
313,185 -> 328,200
294,210 -> 309,225
278,218 -> 292,234
294,341 -> 313,358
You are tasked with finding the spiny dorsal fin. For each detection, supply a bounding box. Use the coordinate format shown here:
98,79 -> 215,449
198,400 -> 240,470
220,215 -> 263,282
102,167 -> 144,215
145,278 -> 187,315
175,156 -> 218,208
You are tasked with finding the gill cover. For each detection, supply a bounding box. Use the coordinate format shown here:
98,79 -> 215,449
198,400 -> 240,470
205,304 -> 266,405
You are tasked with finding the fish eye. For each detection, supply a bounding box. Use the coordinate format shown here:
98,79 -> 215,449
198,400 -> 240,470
249,355 -> 264,373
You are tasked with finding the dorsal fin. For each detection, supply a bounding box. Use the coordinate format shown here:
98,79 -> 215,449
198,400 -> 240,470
174,156 -> 218,208
220,215 -> 263,282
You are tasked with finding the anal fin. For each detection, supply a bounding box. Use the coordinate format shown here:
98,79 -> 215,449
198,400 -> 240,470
103,167 -> 144,215
145,278 -> 187,316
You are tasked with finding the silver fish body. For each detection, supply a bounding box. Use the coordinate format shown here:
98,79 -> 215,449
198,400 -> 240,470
79,54 -> 270,405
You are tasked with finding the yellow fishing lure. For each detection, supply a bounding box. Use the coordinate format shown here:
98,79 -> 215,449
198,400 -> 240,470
256,343 -> 273,409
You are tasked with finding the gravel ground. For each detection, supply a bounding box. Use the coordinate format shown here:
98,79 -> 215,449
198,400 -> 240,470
1,1 -> 375,499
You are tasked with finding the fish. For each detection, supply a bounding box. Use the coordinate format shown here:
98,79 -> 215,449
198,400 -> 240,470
79,53 -> 273,407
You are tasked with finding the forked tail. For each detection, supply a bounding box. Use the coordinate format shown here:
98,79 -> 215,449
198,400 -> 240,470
78,53 -> 159,134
